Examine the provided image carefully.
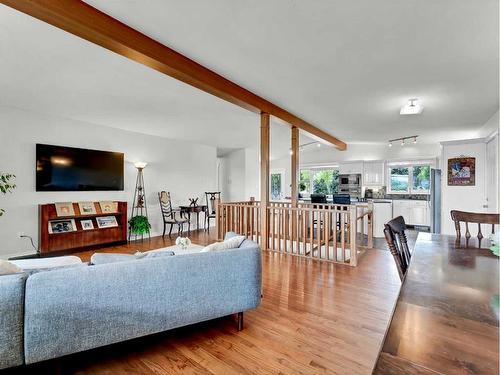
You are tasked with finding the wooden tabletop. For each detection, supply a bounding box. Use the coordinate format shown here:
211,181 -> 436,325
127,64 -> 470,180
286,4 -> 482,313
374,232 -> 499,374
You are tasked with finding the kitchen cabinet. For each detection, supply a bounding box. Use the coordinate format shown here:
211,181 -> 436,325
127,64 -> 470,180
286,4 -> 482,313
392,200 -> 430,226
339,162 -> 363,175
363,161 -> 385,186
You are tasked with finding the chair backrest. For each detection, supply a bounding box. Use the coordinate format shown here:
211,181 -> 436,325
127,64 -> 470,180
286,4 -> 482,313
450,210 -> 499,248
158,191 -> 174,220
311,193 -> 327,204
384,216 -> 411,281
205,192 -> 221,214
333,194 -> 350,205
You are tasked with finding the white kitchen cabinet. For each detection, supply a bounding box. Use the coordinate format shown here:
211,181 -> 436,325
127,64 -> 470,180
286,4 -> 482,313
339,161 -> 363,175
363,161 -> 385,186
392,200 -> 430,226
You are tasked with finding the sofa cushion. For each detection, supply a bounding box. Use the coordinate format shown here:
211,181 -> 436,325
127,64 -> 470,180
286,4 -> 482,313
10,255 -> 82,271
90,253 -> 135,265
0,273 -> 27,369
224,232 -> 258,250
135,250 -> 175,259
91,250 -> 175,265
0,259 -> 22,276
201,236 -> 245,252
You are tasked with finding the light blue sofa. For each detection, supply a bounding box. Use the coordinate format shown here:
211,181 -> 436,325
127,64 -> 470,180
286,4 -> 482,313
0,235 -> 261,369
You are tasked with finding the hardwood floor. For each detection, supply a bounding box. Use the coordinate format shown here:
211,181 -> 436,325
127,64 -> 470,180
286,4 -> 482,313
6,230 -> 401,375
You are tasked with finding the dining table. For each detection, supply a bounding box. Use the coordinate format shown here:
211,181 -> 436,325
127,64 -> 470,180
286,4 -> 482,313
374,232 -> 499,374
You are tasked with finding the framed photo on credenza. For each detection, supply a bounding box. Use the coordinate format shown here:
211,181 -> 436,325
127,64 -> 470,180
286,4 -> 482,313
96,216 -> 118,228
48,219 -> 77,234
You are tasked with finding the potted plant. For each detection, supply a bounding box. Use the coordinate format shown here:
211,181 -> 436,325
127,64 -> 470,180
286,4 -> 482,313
128,215 -> 151,236
0,172 -> 16,217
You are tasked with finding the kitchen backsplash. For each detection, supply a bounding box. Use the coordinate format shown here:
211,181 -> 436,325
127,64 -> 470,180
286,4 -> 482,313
384,194 -> 429,200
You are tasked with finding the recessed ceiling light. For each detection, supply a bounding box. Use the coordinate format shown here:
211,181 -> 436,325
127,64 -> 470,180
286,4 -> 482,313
400,98 -> 423,115
388,142 -> 392,147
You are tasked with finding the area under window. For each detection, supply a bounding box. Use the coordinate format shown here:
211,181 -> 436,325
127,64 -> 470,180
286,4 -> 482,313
388,165 -> 430,194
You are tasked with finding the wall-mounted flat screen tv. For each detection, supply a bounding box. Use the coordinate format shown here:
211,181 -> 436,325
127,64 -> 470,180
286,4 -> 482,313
36,144 -> 124,191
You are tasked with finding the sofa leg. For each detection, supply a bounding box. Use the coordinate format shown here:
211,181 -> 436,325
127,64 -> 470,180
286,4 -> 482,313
237,312 -> 243,331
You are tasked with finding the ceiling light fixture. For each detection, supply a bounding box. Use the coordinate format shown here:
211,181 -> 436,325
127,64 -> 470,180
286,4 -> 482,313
388,135 -> 419,148
400,98 -> 424,115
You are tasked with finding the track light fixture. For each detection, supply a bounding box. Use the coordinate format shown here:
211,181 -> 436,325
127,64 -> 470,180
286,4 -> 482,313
388,135 -> 418,147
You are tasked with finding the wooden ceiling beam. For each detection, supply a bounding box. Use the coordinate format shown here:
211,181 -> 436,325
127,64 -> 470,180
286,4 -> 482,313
1,0 -> 347,150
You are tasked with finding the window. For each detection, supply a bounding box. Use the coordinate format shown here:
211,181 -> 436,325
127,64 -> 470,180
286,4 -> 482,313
299,168 -> 339,196
270,173 -> 282,200
388,164 -> 430,194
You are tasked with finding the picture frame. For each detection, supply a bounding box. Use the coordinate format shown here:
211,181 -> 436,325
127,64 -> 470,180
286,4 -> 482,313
96,216 -> 118,228
54,202 -> 75,217
48,219 -> 77,234
78,201 -> 97,215
80,219 -> 94,230
99,201 -> 118,214
447,157 -> 476,186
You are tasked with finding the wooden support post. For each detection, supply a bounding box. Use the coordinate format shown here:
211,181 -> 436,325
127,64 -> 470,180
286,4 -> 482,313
260,113 -> 270,250
291,126 -> 299,208
349,205 -> 358,266
367,201 -> 374,249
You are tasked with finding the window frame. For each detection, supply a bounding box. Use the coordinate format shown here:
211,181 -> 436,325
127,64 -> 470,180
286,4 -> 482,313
299,166 -> 340,197
387,163 -> 431,195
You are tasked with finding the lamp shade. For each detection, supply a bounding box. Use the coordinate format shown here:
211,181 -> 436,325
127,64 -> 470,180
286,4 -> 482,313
134,161 -> 148,169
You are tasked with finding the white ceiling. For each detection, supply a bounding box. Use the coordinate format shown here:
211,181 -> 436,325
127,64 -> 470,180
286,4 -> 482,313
0,0 -> 498,153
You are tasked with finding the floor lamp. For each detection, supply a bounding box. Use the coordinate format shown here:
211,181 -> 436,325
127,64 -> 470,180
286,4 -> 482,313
129,161 -> 150,242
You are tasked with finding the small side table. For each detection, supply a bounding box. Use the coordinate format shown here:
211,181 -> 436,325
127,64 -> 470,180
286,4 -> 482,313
179,205 -> 207,231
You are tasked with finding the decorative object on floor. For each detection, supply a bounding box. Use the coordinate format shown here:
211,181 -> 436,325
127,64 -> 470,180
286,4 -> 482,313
48,219 -> 77,234
97,216 -> 118,229
78,201 -> 97,215
99,201 -> 118,213
130,162 -> 150,241
175,236 -> 191,250
204,192 -> 221,232
159,191 -> 189,237
0,172 -> 16,217
128,215 -> 151,235
55,202 -> 75,217
189,198 -> 198,207
447,156 -> 475,186
81,219 -> 94,230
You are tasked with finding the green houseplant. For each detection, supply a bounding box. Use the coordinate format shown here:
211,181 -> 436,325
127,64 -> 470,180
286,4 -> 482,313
128,215 -> 151,235
0,172 -> 16,217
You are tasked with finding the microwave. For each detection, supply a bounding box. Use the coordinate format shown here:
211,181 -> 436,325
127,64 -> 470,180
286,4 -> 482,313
339,174 -> 361,186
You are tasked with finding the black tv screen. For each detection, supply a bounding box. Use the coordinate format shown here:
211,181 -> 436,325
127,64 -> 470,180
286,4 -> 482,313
36,144 -> 124,191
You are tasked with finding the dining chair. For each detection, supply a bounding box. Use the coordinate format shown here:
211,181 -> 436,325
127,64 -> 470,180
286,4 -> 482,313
450,210 -> 499,248
158,191 -> 190,237
204,192 -> 221,232
384,216 -> 411,281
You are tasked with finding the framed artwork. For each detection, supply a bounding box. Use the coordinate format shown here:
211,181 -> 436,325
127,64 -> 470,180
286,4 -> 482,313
48,219 -> 77,234
78,201 -> 97,215
99,201 -> 118,213
448,157 -> 476,186
96,216 -> 118,228
55,202 -> 75,217
81,219 -> 94,230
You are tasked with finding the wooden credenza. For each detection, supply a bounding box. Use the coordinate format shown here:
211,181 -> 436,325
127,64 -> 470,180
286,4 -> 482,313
39,201 -> 127,254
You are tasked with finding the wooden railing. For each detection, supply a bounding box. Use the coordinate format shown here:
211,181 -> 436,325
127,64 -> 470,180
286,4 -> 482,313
217,200 -> 373,266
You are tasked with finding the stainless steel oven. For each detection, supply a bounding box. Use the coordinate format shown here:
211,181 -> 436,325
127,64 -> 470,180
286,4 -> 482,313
339,174 -> 362,198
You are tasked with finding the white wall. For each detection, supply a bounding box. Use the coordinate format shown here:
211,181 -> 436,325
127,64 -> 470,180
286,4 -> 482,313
440,139 -> 488,235
219,148 -> 259,202
0,106 -> 217,258
244,148 -> 259,200
478,110 -> 499,138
